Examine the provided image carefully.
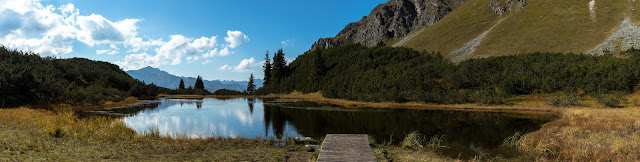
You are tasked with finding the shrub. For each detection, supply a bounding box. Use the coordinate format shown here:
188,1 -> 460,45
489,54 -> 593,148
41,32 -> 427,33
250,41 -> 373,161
547,92 -> 581,107
598,94 -> 626,108
474,88 -> 508,105
401,131 -> 423,150
50,128 -> 65,138
213,89 -> 247,95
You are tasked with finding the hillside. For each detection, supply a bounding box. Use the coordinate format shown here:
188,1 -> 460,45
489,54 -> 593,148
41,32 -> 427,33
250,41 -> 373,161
397,0 -> 640,61
311,0 -> 468,50
317,0 -> 640,62
0,47 -> 161,107
260,44 -> 640,104
126,66 -> 263,92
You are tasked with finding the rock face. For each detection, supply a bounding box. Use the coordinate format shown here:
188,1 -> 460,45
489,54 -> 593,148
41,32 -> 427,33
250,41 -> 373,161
311,0 -> 468,50
488,0 -> 528,16
589,18 -> 640,55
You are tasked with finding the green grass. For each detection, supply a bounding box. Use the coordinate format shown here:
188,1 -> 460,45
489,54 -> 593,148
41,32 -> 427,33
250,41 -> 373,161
398,0 -> 634,59
402,0 -> 500,58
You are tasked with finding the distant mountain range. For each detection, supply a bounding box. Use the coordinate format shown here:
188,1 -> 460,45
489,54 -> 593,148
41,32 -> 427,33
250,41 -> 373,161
126,66 -> 263,92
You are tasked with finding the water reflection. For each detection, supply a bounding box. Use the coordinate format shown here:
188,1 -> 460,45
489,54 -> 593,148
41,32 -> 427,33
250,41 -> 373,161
103,98 -> 555,158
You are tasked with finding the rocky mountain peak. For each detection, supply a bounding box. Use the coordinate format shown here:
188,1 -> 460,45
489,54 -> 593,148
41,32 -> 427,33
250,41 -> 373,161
311,0 -> 468,50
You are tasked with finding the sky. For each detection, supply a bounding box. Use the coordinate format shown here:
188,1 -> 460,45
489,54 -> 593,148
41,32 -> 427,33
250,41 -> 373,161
0,0 -> 386,81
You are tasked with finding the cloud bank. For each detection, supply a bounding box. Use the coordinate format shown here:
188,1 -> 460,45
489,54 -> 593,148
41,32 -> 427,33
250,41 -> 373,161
0,0 -> 250,70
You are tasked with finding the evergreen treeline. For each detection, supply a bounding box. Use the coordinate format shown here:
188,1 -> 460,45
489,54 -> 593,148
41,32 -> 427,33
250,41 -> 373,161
212,89 -> 247,95
0,47 -> 165,107
168,76 -> 211,95
258,44 -> 640,104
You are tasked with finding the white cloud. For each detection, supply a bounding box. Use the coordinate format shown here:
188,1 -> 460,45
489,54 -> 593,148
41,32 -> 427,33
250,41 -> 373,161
0,0 -> 77,55
0,0 -> 248,70
218,58 -> 261,72
224,30 -> 249,48
76,14 -> 139,46
218,65 -> 231,71
202,47 -> 232,59
96,49 -> 118,55
114,53 -> 156,70
281,39 -> 294,48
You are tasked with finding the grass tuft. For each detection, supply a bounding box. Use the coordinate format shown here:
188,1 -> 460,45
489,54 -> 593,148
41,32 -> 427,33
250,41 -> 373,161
401,131 -> 423,149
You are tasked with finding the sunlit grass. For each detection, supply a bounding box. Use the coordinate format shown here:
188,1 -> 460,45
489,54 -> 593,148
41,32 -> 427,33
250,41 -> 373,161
0,107 -> 311,161
519,108 -> 640,161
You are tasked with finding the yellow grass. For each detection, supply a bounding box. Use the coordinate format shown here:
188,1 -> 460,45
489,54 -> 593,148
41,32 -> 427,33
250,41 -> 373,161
0,107 -> 311,161
519,107 -> 640,161
53,96 -> 138,111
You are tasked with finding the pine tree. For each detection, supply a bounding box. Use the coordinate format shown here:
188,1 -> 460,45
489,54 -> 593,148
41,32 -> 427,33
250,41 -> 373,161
270,49 -> 287,84
308,49 -> 325,91
263,51 -> 272,85
247,73 -> 256,94
194,76 -> 205,90
178,79 -> 185,89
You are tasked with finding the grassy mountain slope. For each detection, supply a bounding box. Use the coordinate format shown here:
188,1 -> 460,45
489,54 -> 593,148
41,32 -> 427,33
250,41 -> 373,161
399,0 -> 638,60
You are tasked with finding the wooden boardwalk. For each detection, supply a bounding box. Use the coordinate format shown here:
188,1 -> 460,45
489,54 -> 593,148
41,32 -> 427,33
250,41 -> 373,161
317,134 -> 376,162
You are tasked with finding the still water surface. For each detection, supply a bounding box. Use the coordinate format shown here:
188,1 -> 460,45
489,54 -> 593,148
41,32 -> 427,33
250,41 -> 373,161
99,97 -> 556,158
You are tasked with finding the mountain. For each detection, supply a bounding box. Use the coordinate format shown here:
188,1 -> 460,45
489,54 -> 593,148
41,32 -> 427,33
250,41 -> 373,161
126,66 -> 263,92
312,0 -> 468,50
315,0 -> 640,62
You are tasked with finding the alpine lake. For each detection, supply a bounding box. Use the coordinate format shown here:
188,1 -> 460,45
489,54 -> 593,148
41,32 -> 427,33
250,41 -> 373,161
82,97 -> 557,159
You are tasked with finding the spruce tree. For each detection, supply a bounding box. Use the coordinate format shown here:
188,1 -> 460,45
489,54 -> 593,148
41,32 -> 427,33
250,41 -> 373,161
179,79 -> 185,89
194,76 -> 205,90
270,49 -> 287,84
308,49 -> 325,91
247,73 -> 256,94
263,51 -> 272,85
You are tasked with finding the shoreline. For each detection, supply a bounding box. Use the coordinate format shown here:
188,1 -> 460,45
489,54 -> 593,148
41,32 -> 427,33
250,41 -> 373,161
157,93 -> 562,114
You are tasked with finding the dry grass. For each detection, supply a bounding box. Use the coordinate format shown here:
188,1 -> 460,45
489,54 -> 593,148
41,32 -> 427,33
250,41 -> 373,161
0,107 -> 311,161
518,108 -> 640,161
374,146 -> 455,162
53,97 -> 139,111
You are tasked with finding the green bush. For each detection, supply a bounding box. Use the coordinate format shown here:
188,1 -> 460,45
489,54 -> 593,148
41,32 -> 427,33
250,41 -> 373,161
212,89 -> 247,95
50,128 -> 65,138
598,94 -> 626,108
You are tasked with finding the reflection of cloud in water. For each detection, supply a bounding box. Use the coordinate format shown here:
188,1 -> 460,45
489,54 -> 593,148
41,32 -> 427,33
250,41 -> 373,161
122,98 -> 280,139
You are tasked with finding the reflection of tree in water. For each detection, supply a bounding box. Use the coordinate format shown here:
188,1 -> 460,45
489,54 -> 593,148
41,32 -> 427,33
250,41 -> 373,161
166,99 -> 204,109
263,104 -> 287,139
247,98 -> 255,114
262,102 -> 556,157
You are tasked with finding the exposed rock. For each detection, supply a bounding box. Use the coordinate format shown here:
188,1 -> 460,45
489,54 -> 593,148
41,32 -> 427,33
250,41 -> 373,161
589,18 -> 640,55
451,19 -> 504,63
489,0 -> 528,16
311,0 -> 468,50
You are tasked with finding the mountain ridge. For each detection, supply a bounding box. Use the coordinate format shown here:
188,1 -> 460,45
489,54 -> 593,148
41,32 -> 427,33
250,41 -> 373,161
315,0 -> 640,61
126,66 -> 263,92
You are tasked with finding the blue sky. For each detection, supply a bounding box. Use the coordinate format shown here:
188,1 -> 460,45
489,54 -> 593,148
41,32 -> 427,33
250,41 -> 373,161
0,0 -> 386,80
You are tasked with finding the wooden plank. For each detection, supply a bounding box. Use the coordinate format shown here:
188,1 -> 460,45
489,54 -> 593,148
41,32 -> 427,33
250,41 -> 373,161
317,134 -> 376,162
